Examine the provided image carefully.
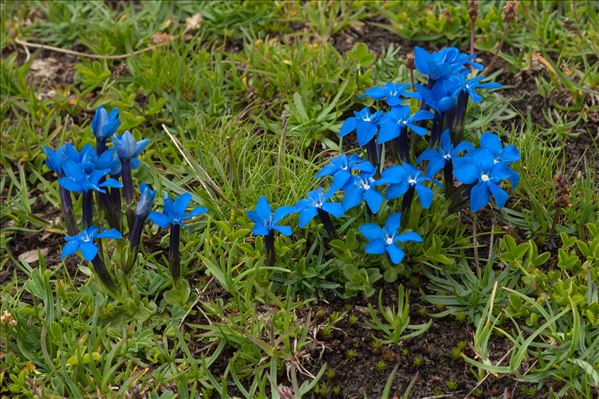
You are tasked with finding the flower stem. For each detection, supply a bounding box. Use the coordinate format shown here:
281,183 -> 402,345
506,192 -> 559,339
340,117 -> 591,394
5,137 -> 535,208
400,185 -> 415,223
59,186 -> 78,235
95,139 -> 106,156
430,112 -> 444,145
91,255 -> 116,292
317,208 -> 336,238
453,91 -> 469,142
121,159 -> 135,231
265,230 -> 276,266
444,160 -> 454,196
169,224 -> 181,281
396,127 -> 409,162
82,191 -> 94,227
365,139 -> 380,168
110,186 -> 122,231
126,213 -> 147,274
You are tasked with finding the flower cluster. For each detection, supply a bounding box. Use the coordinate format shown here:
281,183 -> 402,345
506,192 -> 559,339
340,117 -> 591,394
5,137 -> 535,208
247,47 -> 519,267
46,106 -> 207,290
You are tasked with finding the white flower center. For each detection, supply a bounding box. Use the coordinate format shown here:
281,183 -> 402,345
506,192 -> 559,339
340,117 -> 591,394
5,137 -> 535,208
315,201 -> 323,208
408,177 -> 417,185
480,173 -> 490,182
385,236 -> 393,245
443,153 -> 451,160
363,116 -> 371,122
341,165 -> 348,170
466,84 -> 470,89
493,158 -> 500,164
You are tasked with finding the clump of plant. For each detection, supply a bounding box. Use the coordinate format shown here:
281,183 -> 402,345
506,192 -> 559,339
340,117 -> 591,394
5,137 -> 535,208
46,106 -> 206,306
243,46 -> 518,297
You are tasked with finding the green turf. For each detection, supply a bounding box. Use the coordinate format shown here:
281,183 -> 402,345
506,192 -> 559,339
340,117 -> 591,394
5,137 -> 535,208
1,1 -> 598,398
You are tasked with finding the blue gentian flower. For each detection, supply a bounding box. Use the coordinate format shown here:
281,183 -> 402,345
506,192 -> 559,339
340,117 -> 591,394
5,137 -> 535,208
454,150 -> 512,212
378,106 -> 434,143
136,183 -> 156,217
92,106 -> 120,141
113,131 -> 150,161
359,213 -> 423,264
316,154 -> 375,192
58,160 -> 122,194
478,132 -> 520,187
44,144 -> 68,174
296,188 -> 344,228
339,107 -> 384,146
415,76 -> 463,114
414,47 -> 482,81
361,82 -> 421,107
246,196 -> 295,236
95,148 -> 122,176
463,76 -> 503,103
375,163 -> 437,209
342,172 -> 384,213
148,192 -> 207,228
417,130 -> 474,176
61,226 -> 122,261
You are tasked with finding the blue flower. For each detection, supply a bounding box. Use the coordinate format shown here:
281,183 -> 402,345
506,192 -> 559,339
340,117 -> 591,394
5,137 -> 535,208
92,106 -> 120,141
342,172 -> 384,213
414,47 -> 482,81
360,82 -> 421,107
316,154 -> 375,192
477,132 -> 520,187
463,76 -> 503,103
61,226 -> 122,261
339,107 -> 384,146
136,183 -> 156,217
417,130 -> 474,176
246,196 -> 295,236
113,131 -> 150,162
378,106 -> 434,143
44,144 -> 69,174
375,163 -> 437,209
148,192 -> 207,228
58,160 -> 122,194
296,188 -> 345,228
94,148 -> 122,176
454,150 -> 513,212
359,213 -> 422,264
415,76 -> 463,114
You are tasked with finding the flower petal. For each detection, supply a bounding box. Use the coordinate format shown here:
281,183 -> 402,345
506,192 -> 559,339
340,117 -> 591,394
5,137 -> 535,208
148,211 -> 171,228
453,161 -> 479,184
343,188 -> 363,211
61,241 -> 80,259
470,181 -> 490,212
339,117 -> 357,137
359,224 -> 384,241
322,202 -> 345,218
394,231 -> 423,243
488,183 -> 508,209
80,242 -> 99,261
96,228 -> 123,239
415,184 -> 433,209
364,189 -> 383,214
298,207 -> 318,228
272,224 -> 292,236
365,238 -> 386,255
273,206 -> 296,222
385,212 -> 402,233
386,245 -> 405,264
173,193 -> 192,216
255,196 -> 271,221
